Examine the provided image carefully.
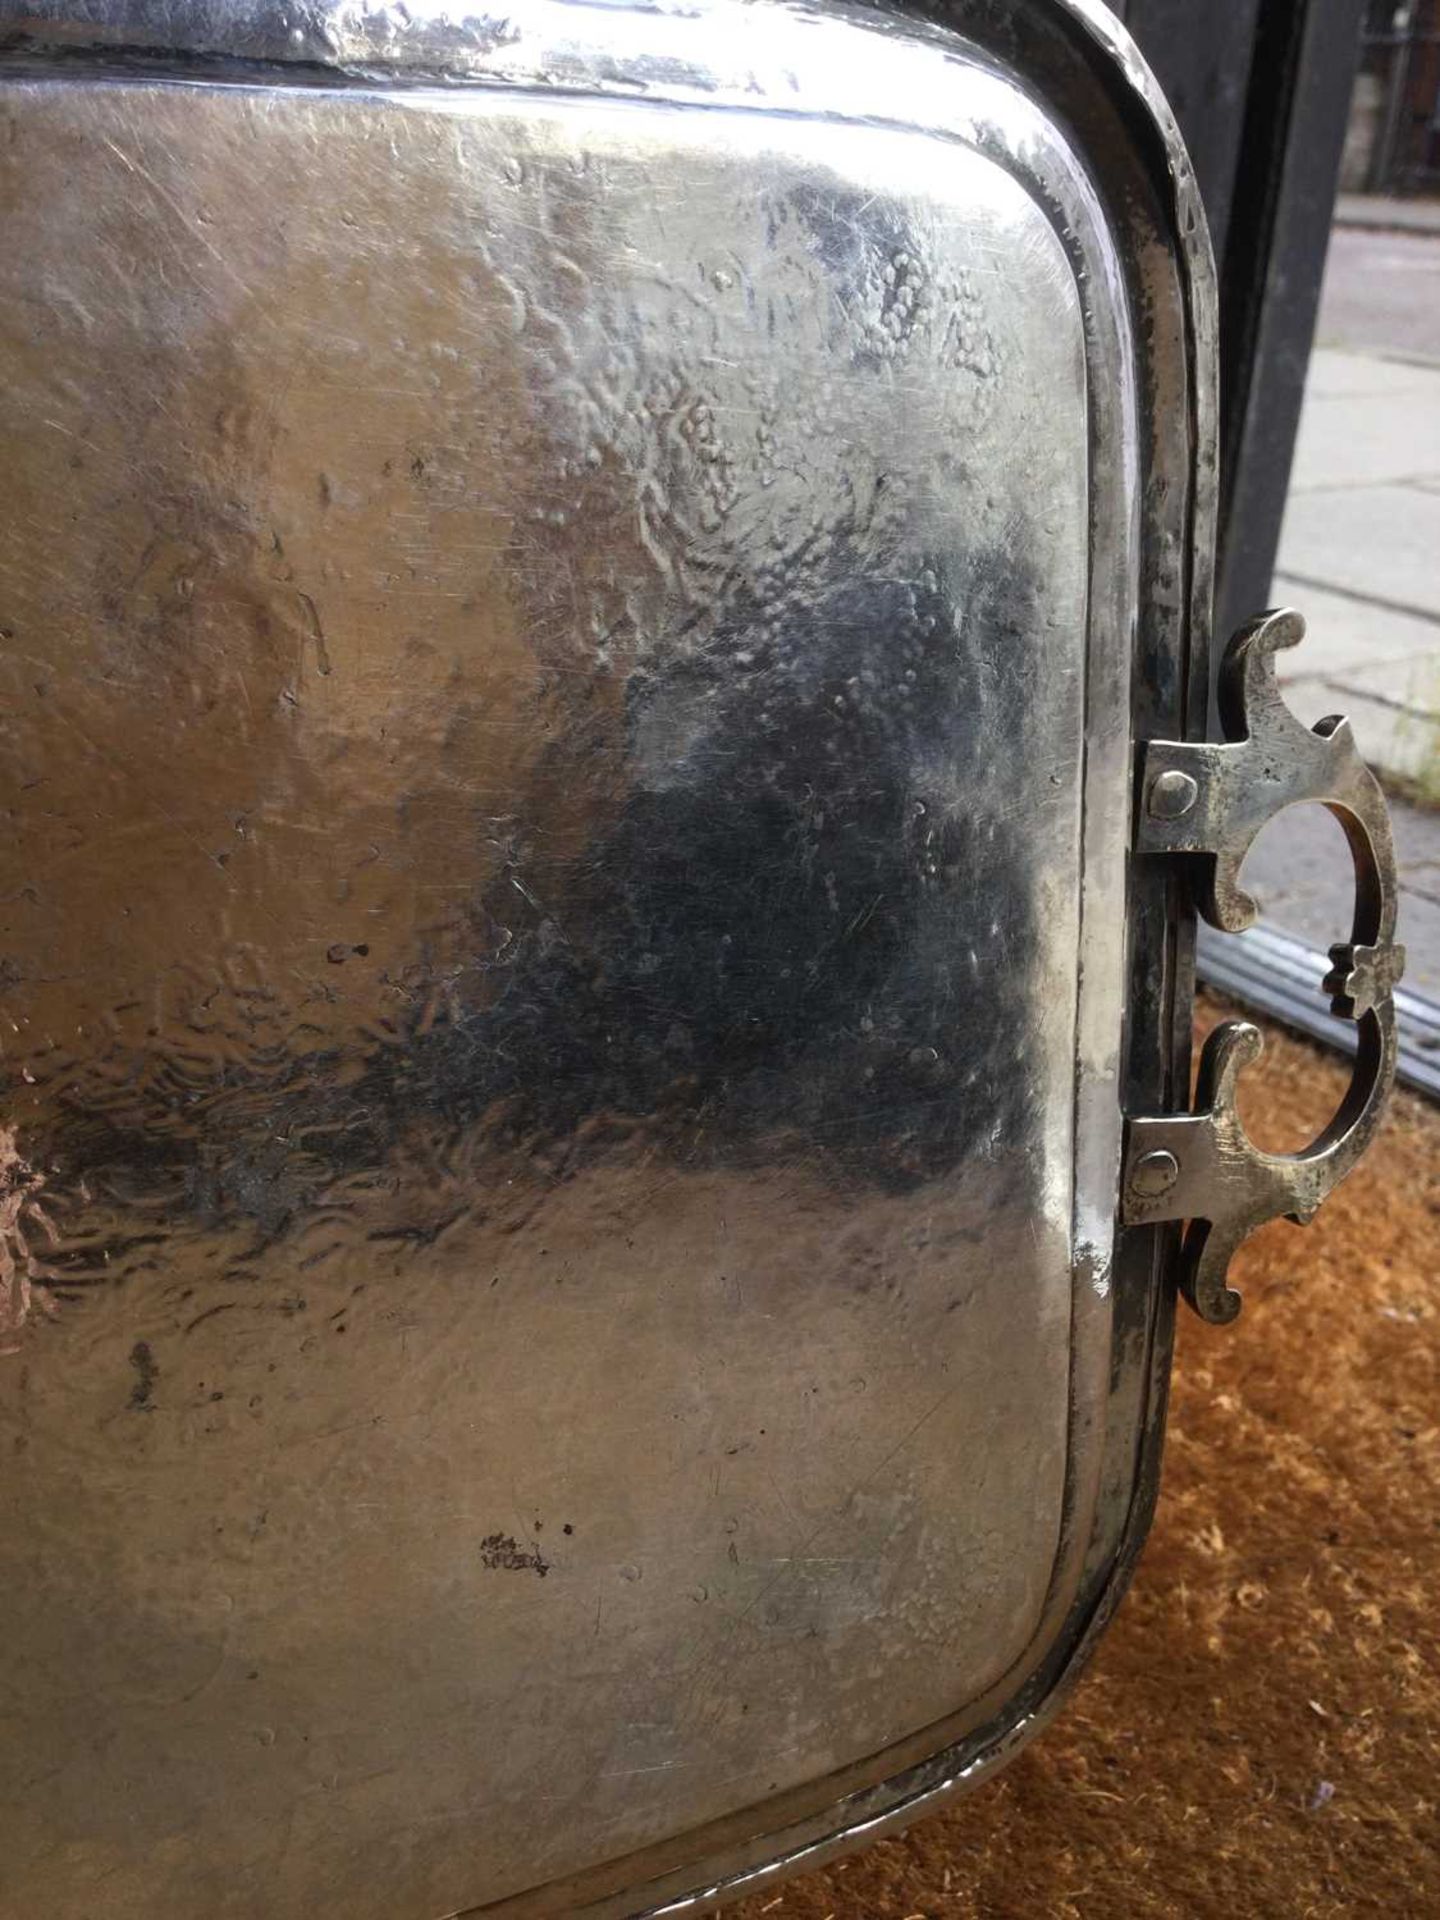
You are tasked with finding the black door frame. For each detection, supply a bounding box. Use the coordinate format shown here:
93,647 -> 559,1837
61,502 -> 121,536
1115,0 -> 1369,653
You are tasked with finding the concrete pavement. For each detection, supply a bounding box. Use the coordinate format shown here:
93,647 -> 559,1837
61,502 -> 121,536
1234,215 -> 1440,1005
1335,193 -> 1440,237
1274,346 -> 1440,802
1308,223 -> 1440,363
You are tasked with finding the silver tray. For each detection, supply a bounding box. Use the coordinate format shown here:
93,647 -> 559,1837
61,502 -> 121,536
0,3 -> 1402,1914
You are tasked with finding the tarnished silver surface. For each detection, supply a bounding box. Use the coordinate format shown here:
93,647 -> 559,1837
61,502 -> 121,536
1125,611 -> 1404,1325
0,3 -> 1217,1916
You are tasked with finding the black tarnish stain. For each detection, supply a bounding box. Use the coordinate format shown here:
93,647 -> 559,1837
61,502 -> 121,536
30,534 -> 1051,1282
479,1532 -> 549,1578
128,1340 -> 157,1411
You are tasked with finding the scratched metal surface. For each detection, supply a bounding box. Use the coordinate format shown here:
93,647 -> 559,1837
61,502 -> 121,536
0,2 -> 1205,1916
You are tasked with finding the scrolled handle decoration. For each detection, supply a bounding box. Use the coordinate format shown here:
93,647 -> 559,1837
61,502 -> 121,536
1124,609 -> 1405,1325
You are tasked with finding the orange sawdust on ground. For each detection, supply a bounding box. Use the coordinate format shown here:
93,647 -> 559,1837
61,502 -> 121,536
732,1002 -> 1439,1919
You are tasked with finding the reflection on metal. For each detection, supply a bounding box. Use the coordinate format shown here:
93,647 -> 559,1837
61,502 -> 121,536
1125,613 -> 1404,1324
1197,918 -> 1440,1102
0,0 -> 1379,1915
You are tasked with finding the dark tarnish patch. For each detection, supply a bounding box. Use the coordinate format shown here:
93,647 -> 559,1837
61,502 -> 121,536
128,1339 -> 157,1410
479,1532 -> 549,1578
26,533 -> 1051,1288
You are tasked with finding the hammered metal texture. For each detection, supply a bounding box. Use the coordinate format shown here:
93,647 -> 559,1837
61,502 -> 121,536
0,4 -> 1164,1912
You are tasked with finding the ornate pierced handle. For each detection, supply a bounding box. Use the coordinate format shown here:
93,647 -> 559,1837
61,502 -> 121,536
1122,609 -> 1405,1325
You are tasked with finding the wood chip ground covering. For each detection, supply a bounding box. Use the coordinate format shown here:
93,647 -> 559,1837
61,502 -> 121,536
732,1001 -> 1439,1919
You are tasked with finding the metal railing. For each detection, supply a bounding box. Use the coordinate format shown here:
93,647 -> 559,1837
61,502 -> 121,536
1361,1 -> 1440,192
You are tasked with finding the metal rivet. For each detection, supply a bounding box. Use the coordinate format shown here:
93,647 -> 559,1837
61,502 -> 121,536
1149,769 -> 1199,819
1131,1148 -> 1180,1198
